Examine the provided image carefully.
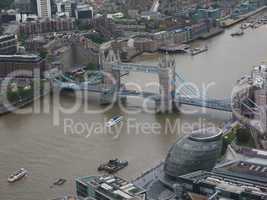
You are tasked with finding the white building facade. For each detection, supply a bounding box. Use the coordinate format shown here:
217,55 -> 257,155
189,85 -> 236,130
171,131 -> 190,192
37,0 -> 52,18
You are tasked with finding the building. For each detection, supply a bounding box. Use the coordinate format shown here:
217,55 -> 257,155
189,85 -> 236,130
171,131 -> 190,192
131,126 -> 267,200
177,159 -> 267,200
25,36 -> 47,53
232,64 -> 267,149
133,127 -> 223,200
37,0 -> 52,18
56,0 -> 76,17
0,54 -> 47,78
75,4 -> 93,21
134,38 -> 158,52
76,175 -> 146,200
164,127 -> 223,179
0,34 -> 17,55
1,10 -> 16,23
15,0 -> 37,14
18,18 -> 74,36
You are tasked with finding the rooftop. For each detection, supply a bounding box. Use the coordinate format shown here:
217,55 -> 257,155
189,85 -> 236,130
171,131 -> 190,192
76,4 -> 93,11
76,175 -> 146,200
189,127 -> 223,142
180,169 -> 267,197
0,34 -> 16,42
214,160 -> 267,185
0,54 -> 43,62
180,159 -> 267,196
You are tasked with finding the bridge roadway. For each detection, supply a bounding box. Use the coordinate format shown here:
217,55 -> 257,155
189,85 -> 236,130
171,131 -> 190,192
111,63 -> 160,73
120,90 -> 232,112
53,80 -> 232,112
178,97 -> 232,112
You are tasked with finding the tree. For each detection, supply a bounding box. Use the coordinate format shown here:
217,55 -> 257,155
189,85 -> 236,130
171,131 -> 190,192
39,49 -> 48,59
86,63 -> 98,70
0,0 -> 14,9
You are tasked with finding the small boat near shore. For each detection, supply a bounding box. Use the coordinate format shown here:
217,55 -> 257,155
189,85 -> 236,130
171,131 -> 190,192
231,29 -> 244,37
240,23 -> 251,29
98,158 -> 128,173
106,115 -> 123,127
8,168 -> 28,183
53,178 -> 67,186
190,45 -> 208,56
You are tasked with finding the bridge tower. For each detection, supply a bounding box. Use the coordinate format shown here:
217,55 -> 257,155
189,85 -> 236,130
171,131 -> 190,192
157,54 -> 179,113
100,49 -> 121,104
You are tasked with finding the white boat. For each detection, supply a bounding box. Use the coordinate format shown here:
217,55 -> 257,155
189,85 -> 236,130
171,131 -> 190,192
8,168 -> 28,183
190,45 -> 208,56
106,116 -> 123,127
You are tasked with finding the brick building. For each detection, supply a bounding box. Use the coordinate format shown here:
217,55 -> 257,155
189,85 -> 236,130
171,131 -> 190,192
18,18 -> 75,36
0,54 -> 47,78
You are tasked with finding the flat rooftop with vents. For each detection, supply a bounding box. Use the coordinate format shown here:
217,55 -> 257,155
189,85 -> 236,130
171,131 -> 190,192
76,175 -> 146,200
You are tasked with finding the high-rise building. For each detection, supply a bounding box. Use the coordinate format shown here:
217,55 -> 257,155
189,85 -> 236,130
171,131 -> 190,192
15,0 -> 37,14
37,0 -> 52,18
0,34 -> 17,55
56,0 -> 76,17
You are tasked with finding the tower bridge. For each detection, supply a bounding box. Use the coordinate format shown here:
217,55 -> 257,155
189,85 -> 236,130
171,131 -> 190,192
52,49 -> 232,113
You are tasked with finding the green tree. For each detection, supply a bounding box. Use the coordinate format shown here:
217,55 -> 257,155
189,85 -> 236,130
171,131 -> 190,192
18,33 -> 28,46
39,49 -> 48,59
86,63 -> 98,70
0,0 -> 14,9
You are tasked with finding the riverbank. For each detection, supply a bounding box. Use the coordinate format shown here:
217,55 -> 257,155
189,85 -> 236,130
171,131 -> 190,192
133,7 -> 267,61
198,27 -> 225,40
3,11 -> 267,200
221,6 -> 267,28
0,88 -> 51,115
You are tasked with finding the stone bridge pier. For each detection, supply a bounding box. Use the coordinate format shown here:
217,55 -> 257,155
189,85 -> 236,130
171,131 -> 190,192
100,49 -> 121,105
99,49 -> 180,112
157,54 -> 180,113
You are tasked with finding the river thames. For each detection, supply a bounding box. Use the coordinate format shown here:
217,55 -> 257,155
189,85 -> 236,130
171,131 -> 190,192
1,25 -> 267,199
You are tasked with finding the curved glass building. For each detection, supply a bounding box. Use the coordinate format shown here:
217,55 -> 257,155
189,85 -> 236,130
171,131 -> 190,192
164,127 -> 223,179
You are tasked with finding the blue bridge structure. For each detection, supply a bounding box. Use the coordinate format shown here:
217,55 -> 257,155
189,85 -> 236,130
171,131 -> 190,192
51,49 -> 232,112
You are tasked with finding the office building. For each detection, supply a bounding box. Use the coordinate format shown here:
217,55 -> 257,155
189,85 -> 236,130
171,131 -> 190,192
177,159 -> 267,200
56,0 -> 76,17
0,34 -> 17,55
76,175 -> 146,200
0,54 -> 47,78
15,0 -> 37,14
18,18 -> 74,36
37,0 -> 52,18
75,4 -> 93,21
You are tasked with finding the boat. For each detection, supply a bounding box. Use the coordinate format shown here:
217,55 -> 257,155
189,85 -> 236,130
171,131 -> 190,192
53,178 -> 67,186
190,46 -> 208,56
240,23 -> 250,30
158,44 -> 190,53
231,30 -> 244,37
98,158 -> 128,173
8,168 -> 28,183
51,196 -> 78,200
106,115 -> 123,127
